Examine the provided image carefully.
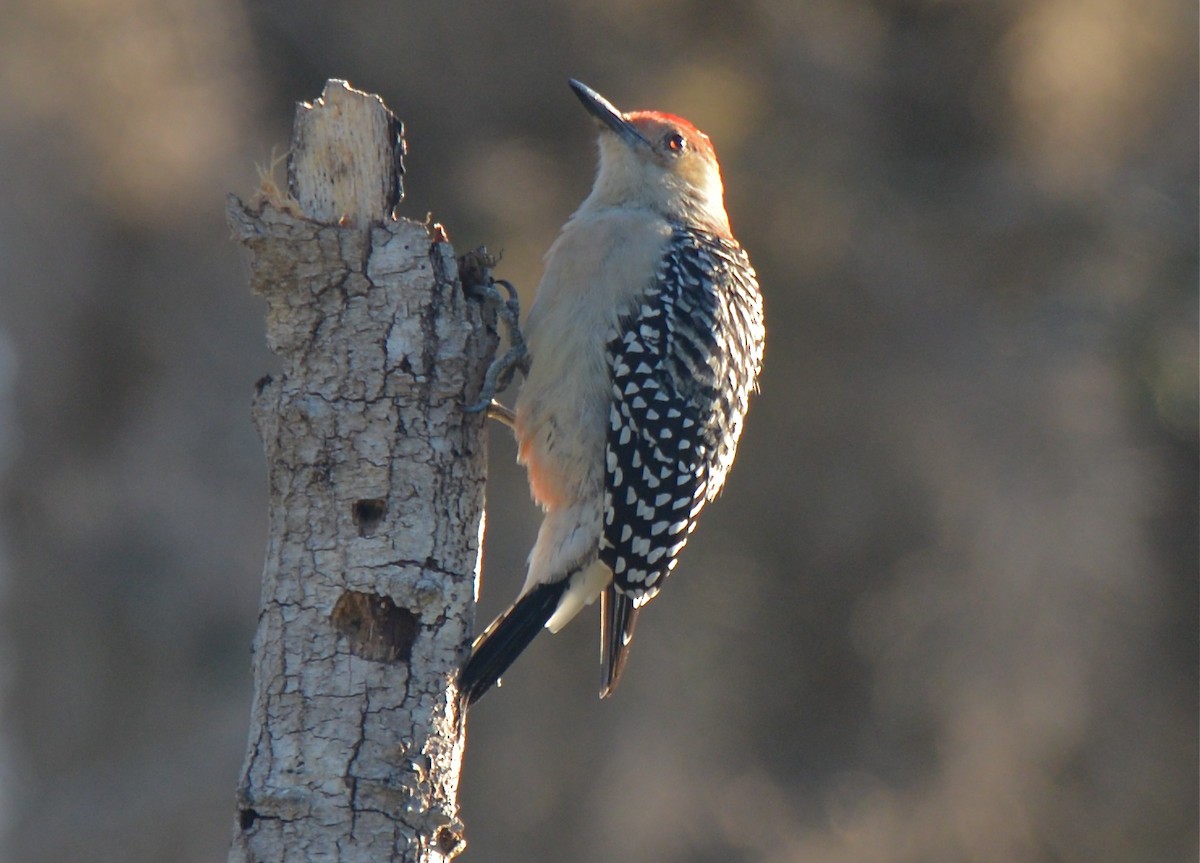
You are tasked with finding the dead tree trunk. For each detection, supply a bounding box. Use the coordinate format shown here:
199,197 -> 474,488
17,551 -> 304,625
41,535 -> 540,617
226,80 -> 494,863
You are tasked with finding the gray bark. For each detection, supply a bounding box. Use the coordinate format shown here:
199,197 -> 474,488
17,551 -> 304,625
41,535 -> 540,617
226,80 -> 494,863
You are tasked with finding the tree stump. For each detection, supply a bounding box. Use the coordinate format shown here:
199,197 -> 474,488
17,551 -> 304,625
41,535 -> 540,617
226,79 -> 495,863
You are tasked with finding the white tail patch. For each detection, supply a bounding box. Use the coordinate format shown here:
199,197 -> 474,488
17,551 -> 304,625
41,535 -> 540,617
545,561 -> 611,633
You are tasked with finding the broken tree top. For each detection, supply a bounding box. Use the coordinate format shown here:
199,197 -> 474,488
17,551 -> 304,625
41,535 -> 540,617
288,79 -> 407,225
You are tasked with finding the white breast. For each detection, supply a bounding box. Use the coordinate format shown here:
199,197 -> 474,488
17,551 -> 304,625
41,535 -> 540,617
512,207 -> 672,598
514,208 -> 672,508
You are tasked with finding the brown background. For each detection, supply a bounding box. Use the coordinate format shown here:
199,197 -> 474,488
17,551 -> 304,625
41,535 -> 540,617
0,1 -> 1195,861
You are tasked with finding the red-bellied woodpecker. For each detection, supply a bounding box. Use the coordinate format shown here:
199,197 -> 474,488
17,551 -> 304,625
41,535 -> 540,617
461,80 -> 764,704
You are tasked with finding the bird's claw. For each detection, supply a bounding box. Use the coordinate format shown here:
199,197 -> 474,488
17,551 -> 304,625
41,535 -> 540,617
465,275 -> 530,415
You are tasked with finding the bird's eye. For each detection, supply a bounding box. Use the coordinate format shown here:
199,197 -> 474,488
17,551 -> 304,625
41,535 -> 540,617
664,132 -> 687,154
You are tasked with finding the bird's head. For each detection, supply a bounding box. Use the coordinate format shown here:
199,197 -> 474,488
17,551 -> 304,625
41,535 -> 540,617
569,79 -> 730,236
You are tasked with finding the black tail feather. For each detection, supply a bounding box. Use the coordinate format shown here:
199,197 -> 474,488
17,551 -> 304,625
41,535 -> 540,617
460,581 -> 567,706
600,585 -> 640,698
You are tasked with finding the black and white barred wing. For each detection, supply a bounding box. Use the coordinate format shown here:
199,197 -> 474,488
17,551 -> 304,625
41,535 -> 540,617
599,226 -> 764,607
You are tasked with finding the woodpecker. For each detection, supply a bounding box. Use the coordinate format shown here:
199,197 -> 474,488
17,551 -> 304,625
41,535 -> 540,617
461,80 -> 764,705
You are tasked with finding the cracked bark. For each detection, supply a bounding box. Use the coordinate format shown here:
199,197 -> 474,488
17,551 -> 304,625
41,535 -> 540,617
226,80 -> 494,863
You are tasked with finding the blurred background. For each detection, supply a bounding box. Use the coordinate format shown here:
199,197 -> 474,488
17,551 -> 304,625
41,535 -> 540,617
0,1 -> 1195,861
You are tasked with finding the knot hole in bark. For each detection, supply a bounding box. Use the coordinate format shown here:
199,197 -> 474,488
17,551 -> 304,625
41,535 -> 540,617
436,824 -> 467,858
331,590 -> 419,663
352,497 -> 387,536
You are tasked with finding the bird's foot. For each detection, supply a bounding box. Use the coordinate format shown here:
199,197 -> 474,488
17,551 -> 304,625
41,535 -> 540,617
462,253 -> 530,417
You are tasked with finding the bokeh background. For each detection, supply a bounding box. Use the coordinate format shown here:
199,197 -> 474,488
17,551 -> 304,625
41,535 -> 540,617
0,2 -> 1195,861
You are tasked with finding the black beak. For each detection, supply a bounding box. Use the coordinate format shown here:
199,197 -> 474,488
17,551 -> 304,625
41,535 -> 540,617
569,79 -> 650,149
